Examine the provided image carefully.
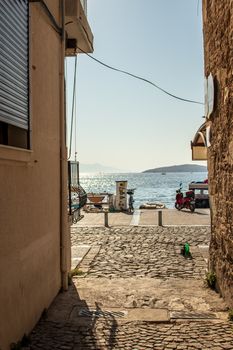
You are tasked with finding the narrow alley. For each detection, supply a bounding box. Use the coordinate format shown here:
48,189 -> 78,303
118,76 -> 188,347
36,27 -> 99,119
28,225 -> 233,349
1,1 -> 233,349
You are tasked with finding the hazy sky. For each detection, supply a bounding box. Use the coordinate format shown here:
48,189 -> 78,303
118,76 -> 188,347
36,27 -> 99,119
66,0 -> 205,172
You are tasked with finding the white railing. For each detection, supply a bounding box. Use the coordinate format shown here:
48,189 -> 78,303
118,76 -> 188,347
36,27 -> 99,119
80,0 -> 87,15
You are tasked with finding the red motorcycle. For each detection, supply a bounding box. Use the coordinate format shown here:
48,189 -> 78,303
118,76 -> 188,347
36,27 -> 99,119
175,185 -> 195,212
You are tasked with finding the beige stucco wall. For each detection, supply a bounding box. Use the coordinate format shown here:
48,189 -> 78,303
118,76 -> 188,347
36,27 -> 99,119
0,2 -> 65,349
202,0 -> 233,307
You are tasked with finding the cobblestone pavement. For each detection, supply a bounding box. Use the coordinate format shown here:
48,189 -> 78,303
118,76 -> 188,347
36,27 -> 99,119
71,226 -> 210,247
30,319 -> 233,350
29,226 -> 233,350
72,226 -> 210,279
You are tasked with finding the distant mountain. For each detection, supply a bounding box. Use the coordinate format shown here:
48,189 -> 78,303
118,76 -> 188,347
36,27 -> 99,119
142,164 -> 207,173
79,163 -> 121,173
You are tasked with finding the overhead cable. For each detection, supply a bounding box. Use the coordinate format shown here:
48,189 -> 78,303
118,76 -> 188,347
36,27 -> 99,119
77,46 -> 204,105
68,55 -> 78,160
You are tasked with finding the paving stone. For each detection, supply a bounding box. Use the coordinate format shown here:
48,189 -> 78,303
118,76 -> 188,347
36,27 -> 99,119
73,226 -> 209,279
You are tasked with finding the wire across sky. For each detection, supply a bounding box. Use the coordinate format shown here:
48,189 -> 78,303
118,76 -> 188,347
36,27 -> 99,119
78,46 -> 204,106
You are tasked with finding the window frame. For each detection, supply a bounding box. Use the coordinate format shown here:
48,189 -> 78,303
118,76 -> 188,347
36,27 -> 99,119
0,0 -> 31,150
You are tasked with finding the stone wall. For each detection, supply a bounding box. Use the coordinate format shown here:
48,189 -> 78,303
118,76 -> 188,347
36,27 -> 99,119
202,0 -> 233,306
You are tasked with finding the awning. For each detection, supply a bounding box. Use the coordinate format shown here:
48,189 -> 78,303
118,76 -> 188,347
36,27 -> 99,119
191,122 -> 207,161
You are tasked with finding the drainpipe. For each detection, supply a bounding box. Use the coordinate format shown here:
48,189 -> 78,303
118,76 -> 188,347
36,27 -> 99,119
60,0 -> 69,291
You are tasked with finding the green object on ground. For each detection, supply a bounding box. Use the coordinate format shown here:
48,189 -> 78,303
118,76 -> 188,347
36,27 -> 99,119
184,243 -> 190,256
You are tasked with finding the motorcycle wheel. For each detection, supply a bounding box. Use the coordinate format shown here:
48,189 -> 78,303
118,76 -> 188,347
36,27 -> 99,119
175,203 -> 182,210
190,204 -> 195,212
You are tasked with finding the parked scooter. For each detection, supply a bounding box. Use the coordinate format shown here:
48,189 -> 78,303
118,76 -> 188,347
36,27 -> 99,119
175,183 -> 195,212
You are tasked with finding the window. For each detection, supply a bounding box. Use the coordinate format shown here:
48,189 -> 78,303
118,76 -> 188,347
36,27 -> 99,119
0,0 -> 29,149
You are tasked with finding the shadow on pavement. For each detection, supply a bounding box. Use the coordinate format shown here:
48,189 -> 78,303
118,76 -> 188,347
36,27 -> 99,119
29,281 -> 119,350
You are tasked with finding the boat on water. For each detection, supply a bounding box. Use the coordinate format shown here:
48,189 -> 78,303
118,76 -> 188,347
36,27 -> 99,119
139,202 -> 166,209
161,172 -> 166,175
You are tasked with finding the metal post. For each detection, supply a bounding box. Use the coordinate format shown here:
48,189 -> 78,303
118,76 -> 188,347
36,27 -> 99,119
158,210 -> 163,226
104,211 -> 109,227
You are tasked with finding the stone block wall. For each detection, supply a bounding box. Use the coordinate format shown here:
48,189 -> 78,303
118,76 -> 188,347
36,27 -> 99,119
202,0 -> 233,306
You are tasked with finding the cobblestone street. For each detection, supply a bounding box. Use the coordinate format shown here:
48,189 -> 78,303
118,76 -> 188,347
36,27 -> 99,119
31,320 -> 233,350
29,226 -> 233,349
71,226 -> 210,279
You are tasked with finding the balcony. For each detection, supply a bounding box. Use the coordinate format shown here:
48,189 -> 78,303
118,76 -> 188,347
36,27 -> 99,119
65,0 -> 94,56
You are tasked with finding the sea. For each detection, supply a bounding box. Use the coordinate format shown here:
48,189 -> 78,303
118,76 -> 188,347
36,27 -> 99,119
79,172 -> 208,209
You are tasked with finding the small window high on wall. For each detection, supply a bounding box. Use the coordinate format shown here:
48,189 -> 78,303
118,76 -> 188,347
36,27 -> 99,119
0,0 -> 29,149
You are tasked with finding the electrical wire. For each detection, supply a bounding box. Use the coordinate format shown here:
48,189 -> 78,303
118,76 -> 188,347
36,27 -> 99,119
77,46 -> 204,105
65,58 -> 69,143
31,0 -> 202,105
74,91 -> 77,162
68,55 -> 78,160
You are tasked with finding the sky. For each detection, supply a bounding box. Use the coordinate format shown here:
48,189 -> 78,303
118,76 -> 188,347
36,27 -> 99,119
66,0 -> 205,172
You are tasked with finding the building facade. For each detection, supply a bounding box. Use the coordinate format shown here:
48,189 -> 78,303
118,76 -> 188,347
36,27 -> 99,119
0,1 -> 93,349
202,0 -> 233,306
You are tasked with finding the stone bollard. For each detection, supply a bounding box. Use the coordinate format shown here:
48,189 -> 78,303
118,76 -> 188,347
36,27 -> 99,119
104,211 -> 109,227
158,210 -> 163,226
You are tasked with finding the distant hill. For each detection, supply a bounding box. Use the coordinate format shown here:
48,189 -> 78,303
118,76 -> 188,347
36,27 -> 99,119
143,164 -> 207,173
79,163 -> 121,173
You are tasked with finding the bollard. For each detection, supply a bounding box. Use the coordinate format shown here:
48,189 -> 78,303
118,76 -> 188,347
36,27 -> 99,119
158,210 -> 163,226
104,211 -> 109,227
